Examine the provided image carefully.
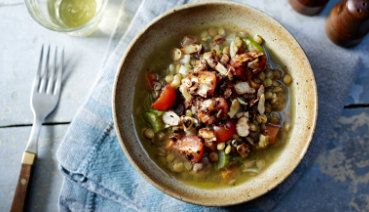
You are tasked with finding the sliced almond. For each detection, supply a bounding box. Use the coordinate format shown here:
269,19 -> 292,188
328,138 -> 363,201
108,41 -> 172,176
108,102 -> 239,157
220,54 -> 230,64
237,97 -> 248,105
181,44 -> 202,54
236,117 -> 250,137
215,63 -> 228,75
234,81 -> 256,95
197,83 -> 212,98
179,85 -> 192,102
194,62 -> 207,73
230,53 -> 253,68
198,128 -> 216,141
224,88 -> 232,99
212,37 -> 226,46
258,94 -> 265,115
249,50 -> 264,58
203,51 -> 217,69
257,85 -> 265,97
248,58 -> 259,69
230,40 -> 238,58
181,35 -> 197,46
162,111 -> 180,126
236,111 -> 249,119
228,99 -> 240,118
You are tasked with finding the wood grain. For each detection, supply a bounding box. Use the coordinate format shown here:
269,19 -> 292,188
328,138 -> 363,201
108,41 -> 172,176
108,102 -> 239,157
289,0 -> 329,15
10,164 -> 34,212
326,0 -> 369,47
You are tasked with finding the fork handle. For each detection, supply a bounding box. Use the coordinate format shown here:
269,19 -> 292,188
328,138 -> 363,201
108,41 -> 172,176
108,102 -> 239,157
10,152 -> 37,212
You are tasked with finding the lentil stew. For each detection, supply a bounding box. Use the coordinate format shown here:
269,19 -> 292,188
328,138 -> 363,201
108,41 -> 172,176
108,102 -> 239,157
133,26 -> 294,188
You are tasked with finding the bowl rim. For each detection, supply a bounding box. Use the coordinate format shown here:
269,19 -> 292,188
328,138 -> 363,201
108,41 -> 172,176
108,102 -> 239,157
112,0 -> 318,206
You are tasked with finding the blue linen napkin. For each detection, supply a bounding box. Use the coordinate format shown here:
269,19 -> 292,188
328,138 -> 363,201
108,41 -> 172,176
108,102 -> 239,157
56,0 -> 361,211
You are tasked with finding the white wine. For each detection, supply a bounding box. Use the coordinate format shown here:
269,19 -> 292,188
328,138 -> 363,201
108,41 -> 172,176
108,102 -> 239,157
48,0 -> 97,28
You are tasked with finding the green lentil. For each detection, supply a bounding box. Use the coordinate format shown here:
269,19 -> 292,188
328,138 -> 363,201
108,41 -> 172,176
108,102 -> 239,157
264,78 -> 273,87
143,128 -> 155,139
166,153 -> 175,163
265,91 -> 273,99
259,72 -> 266,81
172,162 -> 184,172
250,123 -> 259,132
273,69 -> 282,79
270,112 -> 280,124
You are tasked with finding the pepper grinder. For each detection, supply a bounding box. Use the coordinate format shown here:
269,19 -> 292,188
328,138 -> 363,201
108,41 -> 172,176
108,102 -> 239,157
289,0 -> 329,15
326,0 -> 369,47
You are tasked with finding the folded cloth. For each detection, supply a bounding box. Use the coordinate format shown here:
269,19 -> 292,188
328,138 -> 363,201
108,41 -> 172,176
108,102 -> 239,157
57,0 -> 361,211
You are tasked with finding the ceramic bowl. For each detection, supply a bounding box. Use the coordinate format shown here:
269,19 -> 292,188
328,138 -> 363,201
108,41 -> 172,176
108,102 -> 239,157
113,1 -> 318,206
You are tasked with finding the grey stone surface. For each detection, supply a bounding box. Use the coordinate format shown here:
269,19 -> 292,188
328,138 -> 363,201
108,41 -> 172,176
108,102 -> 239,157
275,108 -> 369,212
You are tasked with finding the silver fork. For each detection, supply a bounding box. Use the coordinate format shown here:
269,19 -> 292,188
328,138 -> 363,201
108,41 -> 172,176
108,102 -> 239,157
10,45 -> 64,212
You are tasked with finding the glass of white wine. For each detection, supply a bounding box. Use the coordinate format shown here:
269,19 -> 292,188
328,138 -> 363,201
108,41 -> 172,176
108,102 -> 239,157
24,0 -> 107,36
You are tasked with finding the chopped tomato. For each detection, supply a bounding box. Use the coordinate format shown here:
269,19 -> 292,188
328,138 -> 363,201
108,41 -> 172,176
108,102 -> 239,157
220,165 -> 237,180
146,73 -> 157,89
204,140 -> 217,151
214,119 -> 236,143
198,97 -> 228,125
263,124 -> 280,144
170,135 -> 204,163
234,67 -> 248,81
231,54 -> 266,81
251,55 -> 266,75
258,56 -> 267,72
151,85 -> 177,111
230,53 -> 253,68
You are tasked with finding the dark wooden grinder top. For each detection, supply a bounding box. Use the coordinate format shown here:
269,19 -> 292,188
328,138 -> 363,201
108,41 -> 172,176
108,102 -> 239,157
326,0 -> 369,47
289,0 -> 329,15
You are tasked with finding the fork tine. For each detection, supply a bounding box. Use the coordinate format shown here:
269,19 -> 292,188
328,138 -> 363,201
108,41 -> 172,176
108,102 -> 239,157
39,44 -> 50,93
33,45 -> 44,92
46,47 -> 57,94
54,48 -> 64,95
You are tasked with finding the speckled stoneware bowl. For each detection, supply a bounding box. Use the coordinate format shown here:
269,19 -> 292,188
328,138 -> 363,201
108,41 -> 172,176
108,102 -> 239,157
113,1 -> 318,206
